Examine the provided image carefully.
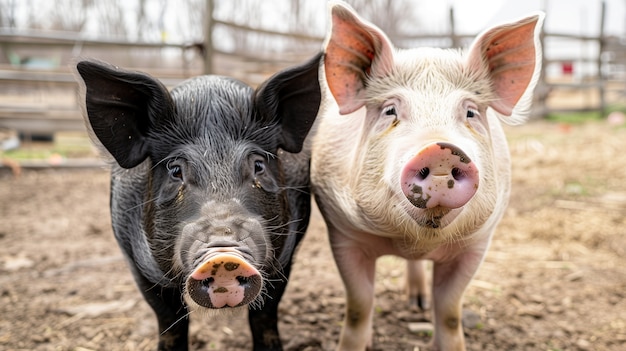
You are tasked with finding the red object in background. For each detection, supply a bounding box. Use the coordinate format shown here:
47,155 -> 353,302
562,61 -> 574,75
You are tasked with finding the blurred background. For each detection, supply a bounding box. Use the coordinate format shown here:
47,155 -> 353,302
1,2 -> 625,350
0,0 -> 625,166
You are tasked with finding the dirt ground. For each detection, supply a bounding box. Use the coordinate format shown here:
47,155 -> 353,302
1,120 -> 625,351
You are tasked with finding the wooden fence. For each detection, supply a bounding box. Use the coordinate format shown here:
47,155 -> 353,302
0,1 -> 624,138
533,1 -> 626,118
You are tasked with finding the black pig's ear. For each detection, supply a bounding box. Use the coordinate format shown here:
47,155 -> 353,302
254,52 -> 322,153
76,60 -> 175,168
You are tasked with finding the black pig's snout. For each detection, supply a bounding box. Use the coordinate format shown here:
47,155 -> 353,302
181,202 -> 269,310
186,251 -> 263,309
212,226 -> 233,236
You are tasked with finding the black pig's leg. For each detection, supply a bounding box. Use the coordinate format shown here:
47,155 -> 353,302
130,264 -> 189,351
248,277 -> 284,350
152,288 -> 189,351
248,181 -> 311,351
248,264 -> 293,351
248,234 -> 305,351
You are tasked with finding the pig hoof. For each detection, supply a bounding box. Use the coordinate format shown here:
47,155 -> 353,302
417,294 -> 431,311
186,253 -> 262,308
409,294 -> 431,311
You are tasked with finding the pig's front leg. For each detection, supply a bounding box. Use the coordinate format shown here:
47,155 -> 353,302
128,263 -> 189,351
330,227 -> 380,350
247,249 -> 301,351
431,241 -> 490,351
247,278 -> 284,351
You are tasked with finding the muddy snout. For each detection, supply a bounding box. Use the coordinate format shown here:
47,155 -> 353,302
401,142 -> 479,209
186,250 -> 262,309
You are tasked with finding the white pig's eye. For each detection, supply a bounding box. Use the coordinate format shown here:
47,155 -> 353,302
466,109 -> 479,118
383,105 -> 397,117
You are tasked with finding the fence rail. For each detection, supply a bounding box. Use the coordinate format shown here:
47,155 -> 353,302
0,1 -> 624,138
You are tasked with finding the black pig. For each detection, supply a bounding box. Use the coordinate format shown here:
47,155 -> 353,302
75,53 -> 321,351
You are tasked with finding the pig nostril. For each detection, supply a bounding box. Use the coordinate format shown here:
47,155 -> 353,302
418,167 -> 430,180
451,168 -> 464,181
236,276 -> 249,287
202,277 -> 214,287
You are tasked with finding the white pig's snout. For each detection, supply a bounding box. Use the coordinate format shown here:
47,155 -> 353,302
401,142 -> 479,209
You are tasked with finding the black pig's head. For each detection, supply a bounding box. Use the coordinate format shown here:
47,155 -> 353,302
76,54 -> 321,311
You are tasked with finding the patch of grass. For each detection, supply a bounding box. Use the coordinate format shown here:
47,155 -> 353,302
554,176 -> 610,198
3,148 -> 52,160
563,182 -> 587,196
545,110 -> 603,124
546,104 -> 626,124
2,132 -> 96,160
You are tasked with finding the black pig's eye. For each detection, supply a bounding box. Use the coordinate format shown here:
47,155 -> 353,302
168,164 -> 183,181
254,160 -> 265,175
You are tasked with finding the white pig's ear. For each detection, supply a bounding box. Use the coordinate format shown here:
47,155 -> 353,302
467,12 -> 544,123
323,1 -> 395,115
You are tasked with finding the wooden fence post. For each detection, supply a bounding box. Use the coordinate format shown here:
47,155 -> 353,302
598,0 -> 606,118
449,7 -> 458,48
203,0 -> 214,75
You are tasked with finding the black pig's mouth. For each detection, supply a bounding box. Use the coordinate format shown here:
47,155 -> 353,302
191,246 -> 255,269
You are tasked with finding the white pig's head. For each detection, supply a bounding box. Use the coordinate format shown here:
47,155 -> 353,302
320,1 -> 543,244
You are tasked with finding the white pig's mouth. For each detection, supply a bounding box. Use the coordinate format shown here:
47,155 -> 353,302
412,207 -> 458,229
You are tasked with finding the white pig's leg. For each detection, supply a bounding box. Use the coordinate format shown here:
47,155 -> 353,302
431,245 -> 488,351
330,229 -> 377,350
406,259 -> 431,310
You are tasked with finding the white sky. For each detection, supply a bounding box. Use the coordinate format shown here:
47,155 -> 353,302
6,0 -> 623,77
446,0 -> 625,36
7,0 -> 625,39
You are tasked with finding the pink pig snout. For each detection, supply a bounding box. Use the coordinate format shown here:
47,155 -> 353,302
186,252 -> 262,309
401,142 -> 479,209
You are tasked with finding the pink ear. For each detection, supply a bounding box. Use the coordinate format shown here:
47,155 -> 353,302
324,2 -> 394,115
467,14 -> 544,116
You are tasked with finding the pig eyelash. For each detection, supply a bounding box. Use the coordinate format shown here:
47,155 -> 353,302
463,100 -> 481,119
166,160 -> 184,181
169,165 -> 183,180
164,157 -> 193,183
382,105 -> 397,117
254,160 -> 265,175
466,108 -> 479,118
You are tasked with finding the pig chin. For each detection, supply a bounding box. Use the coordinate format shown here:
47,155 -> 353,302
183,294 -> 249,318
409,206 -> 459,229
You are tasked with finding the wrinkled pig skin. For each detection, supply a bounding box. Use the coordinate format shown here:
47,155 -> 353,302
76,52 -> 322,351
309,2 -> 544,350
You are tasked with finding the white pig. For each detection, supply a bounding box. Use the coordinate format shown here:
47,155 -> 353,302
309,2 -> 544,350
